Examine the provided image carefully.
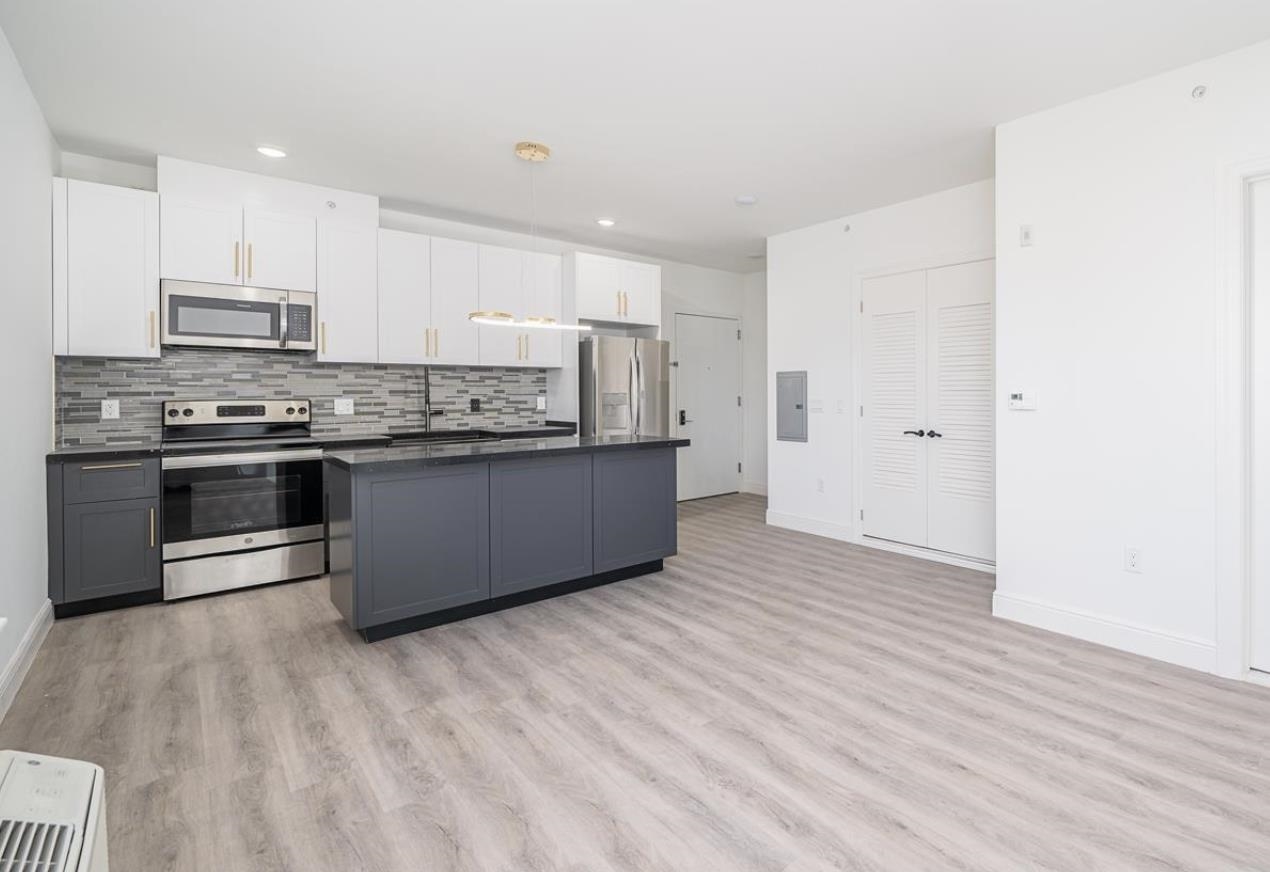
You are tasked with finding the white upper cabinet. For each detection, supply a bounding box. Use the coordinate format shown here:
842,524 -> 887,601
429,236 -> 479,366
377,229 -> 431,365
572,252 -> 661,327
159,199 -> 242,286
618,259 -> 659,326
575,253 -> 623,322
524,251 -> 563,368
242,209 -> 316,292
477,245 -> 527,367
317,222 -> 378,363
53,178 -> 159,358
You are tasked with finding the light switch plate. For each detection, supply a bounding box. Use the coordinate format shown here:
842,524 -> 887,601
333,398 -> 355,416
100,399 -> 119,420
536,396 -> 547,411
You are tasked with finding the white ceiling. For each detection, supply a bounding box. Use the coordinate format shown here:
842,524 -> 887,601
4,1 -> 1270,272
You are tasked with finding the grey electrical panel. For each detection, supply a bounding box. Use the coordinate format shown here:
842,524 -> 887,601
776,371 -> 808,442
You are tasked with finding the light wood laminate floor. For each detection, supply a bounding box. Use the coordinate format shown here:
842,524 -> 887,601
4,494 -> 1270,871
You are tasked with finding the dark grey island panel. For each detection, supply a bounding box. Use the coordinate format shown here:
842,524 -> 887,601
593,448 -> 677,573
330,464 -> 491,630
490,454 -> 593,597
326,435 -> 688,640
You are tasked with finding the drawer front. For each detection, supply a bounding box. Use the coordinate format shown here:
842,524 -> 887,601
63,457 -> 160,504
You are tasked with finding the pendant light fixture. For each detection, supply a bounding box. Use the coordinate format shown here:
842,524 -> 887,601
468,142 -> 591,332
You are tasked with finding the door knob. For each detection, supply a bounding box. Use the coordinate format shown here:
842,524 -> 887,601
902,429 -> 926,437
927,430 -> 943,438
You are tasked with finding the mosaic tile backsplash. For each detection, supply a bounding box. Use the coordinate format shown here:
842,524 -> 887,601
55,348 -> 550,446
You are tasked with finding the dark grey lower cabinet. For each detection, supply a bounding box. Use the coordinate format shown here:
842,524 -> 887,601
593,448 -> 677,572
63,497 -> 160,602
353,464 -> 490,627
490,454 -> 592,597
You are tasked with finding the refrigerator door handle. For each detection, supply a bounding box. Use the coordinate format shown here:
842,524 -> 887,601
635,347 -> 644,435
629,352 -> 639,436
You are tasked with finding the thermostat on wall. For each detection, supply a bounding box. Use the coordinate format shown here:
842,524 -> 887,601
1008,389 -> 1038,410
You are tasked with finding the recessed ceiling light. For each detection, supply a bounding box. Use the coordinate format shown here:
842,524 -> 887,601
256,146 -> 287,158
735,194 -> 758,206
596,218 -> 616,227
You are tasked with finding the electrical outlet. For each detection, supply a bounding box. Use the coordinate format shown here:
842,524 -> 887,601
1124,547 -> 1142,574
333,398 -> 354,416
470,398 -> 481,413
1020,224 -> 1034,247
100,399 -> 119,420
536,396 -> 547,412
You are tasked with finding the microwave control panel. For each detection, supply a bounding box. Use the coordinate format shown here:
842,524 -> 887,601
287,305 -> 312,343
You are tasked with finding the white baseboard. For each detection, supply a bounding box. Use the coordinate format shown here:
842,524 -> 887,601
992,590 -> 1217,674
765,509 -> 853,542
856,536 -> 995,574
0,599 -> 52,724
742,480 -> 767,496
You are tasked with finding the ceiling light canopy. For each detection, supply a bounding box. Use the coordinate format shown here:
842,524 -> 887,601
596,218 -> 616,227
256,145 -> 287,158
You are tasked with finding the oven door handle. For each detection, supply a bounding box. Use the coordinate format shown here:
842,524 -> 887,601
162,449 -> 324,469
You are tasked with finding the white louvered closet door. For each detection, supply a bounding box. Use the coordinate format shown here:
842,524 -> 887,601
925,260 -> 994,560
861,270 -> 929,548
861,260 -> 994,560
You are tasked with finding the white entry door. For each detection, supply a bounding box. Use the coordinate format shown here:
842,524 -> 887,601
861,260 -> 994,561
675,313 -> 742,500
1251,179 -> 1270,672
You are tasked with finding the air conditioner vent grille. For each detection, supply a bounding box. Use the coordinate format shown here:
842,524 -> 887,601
0,819 -> 74,872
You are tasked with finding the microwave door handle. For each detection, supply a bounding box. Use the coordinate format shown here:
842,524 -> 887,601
278,296 -> 289,349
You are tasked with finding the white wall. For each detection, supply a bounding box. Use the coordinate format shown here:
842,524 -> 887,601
994,40 -> 1270,674
766,180 -> 995,539
0,24 -> 57,717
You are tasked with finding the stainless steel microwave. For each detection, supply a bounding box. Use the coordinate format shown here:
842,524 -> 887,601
160,280 -> 317,351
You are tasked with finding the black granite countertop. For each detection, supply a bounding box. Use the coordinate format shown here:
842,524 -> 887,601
324,434 -> 689,472
46,424 -> 579,463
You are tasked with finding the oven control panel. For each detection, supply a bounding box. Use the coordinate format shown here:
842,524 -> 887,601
163,399 -> 311,426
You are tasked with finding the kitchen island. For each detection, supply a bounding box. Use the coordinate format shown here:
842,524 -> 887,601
324,434 -> 689,640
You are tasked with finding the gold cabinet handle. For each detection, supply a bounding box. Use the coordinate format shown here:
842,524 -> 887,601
524,332 -> 529,361
425,328 -> 431,358
623,292 -> 629,317
433,328 -> 438,358
234,241 -> 240,277
247,242 -> 253,280
149,506 -> 156,549
321,322 -> 327,355
81,461 -> 142,471
616,291 -> 622,316
148,310 -> 156,348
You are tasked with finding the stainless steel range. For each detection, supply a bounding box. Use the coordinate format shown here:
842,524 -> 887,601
160,399 -> 324,600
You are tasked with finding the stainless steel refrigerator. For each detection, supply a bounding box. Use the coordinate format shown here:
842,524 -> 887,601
579,336 -> 670,438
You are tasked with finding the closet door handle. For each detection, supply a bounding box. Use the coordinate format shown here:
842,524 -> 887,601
902,429 -> 925,437
927,430 -> 943,438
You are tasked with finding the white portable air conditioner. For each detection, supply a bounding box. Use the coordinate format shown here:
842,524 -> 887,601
0,750 -> 108,871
